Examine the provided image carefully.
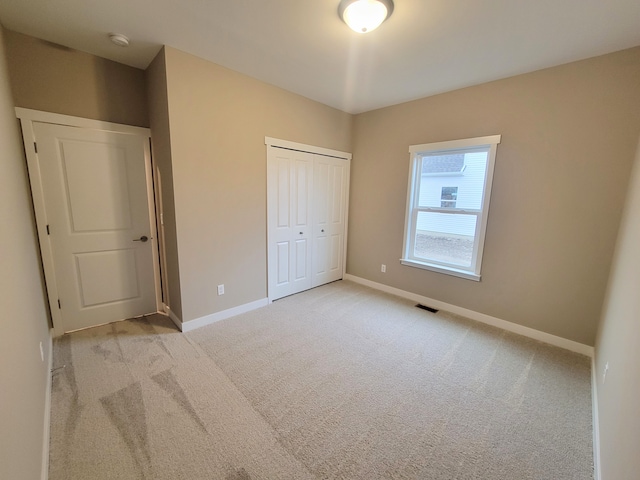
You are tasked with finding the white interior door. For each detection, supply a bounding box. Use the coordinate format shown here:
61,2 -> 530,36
312,155 -> 348,287
267,147 -> 314,301
33,122 -> 158,332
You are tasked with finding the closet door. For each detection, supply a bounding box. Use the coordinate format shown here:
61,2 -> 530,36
267,147 -> 314,300
312,155 -> 348,287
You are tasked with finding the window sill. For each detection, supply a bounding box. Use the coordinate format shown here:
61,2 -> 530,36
400,259 -> 481,281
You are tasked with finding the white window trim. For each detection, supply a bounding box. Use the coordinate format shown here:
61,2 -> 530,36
401,134 -> 501,281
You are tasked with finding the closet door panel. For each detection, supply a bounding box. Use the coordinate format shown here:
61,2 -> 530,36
313,155 -> 348,287
267,147 -> 313,300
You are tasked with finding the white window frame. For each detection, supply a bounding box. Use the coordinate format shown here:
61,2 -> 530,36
401,135 -> 501,281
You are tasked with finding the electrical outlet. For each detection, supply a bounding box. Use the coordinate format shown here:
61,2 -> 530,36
39,341 -> 44,362
217,284 -> 225,295
381,264 -> 386,273
603,362 -> 609,384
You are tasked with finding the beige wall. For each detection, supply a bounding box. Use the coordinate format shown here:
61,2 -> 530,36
594,135 -> 640,479
0,24 -> 51,479
163,46 -> 352,322
4,29 -> 149,127
146,48 -> 182,320
348,47 -> 640,346
0,23 -> 637,475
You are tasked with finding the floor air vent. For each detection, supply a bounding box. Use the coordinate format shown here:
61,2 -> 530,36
416,304 -> 439,313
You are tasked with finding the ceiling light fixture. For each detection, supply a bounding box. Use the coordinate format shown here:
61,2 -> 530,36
338,0 -> 394,34
109,33 -> 130,47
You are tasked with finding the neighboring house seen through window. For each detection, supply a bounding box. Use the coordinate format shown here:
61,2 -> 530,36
402,135 -> 501,281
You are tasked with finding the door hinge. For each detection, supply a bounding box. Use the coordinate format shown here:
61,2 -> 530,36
57,299 -> 61,309
34,142 -> 38,153
46,224 -> 50,235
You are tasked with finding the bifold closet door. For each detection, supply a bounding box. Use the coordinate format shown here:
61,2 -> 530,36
312,155 -> 348,287
267,147 -> 314,300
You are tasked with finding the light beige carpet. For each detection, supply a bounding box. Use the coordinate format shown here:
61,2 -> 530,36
49,280 -> 593,479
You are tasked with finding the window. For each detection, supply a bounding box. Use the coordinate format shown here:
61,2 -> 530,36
440,187 -> 458,208
401,135 -> 501,281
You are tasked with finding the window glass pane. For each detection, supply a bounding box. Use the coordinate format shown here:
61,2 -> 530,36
422,153 -> 465,174
414,212 -> 477,267
440,186 -> 457,207
418,151 -> 488,209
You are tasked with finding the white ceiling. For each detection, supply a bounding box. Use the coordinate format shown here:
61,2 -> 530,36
0,0 -> 639,114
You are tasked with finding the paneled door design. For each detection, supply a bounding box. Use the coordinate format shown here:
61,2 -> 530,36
312,156 -> 348,287
31,121 -> 158,332
267,147 -> 314,300
267,139 -> 351,302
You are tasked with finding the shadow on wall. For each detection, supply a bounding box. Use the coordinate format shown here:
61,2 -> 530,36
93,54 -> 149,127
4,30 -> 149,127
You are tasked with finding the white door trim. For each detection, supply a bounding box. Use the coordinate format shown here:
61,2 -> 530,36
16,108 -> 162,336
265,137 -> 351,302
16,107 -> 151,136
265,137 -> 352,161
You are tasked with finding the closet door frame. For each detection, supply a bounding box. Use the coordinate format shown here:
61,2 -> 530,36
265,137 -> 351,302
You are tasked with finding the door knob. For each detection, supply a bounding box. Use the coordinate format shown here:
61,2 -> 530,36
133,235 -> 149,242
299,232 -> 303,235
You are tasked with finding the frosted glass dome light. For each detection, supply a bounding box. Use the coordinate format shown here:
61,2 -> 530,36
339,0 -> 394,34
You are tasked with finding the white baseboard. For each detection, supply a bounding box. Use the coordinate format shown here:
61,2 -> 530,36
591,356 -> 602,480
41,332 -> 53,480
343,274 -> 594,357
179,298 -> 269,333
162,304 -> 183,331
